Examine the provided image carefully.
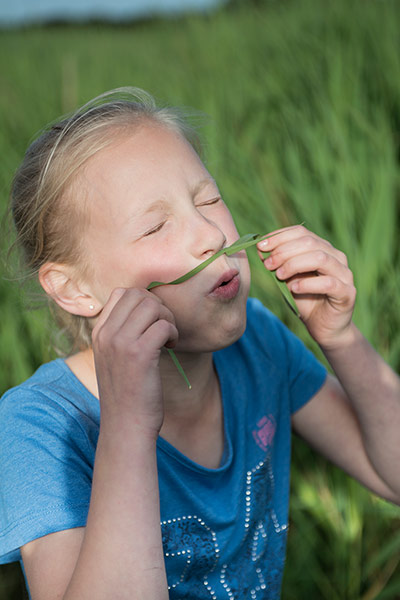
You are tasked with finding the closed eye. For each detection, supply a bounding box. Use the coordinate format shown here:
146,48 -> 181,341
143,221 -> 166,236
197,196 -> 221,207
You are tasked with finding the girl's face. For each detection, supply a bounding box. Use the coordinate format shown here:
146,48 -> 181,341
79,123 -> 251,352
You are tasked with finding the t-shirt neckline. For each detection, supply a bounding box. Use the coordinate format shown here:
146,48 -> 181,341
56,355 -> 233,473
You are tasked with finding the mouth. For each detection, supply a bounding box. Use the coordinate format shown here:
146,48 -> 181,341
208,269 -> 240,300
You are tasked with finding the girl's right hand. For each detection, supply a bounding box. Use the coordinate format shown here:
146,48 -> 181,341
91,288 -> 178,439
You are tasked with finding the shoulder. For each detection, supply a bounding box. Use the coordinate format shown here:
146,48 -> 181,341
0,360 -> 63,424
0,361 -> 96,565
1,358 -> 96,410
0,359 -> 99,446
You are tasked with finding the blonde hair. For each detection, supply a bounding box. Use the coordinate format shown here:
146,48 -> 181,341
10,87 -> 203,351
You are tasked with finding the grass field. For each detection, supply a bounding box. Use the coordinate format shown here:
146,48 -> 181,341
0,0 -> 400,597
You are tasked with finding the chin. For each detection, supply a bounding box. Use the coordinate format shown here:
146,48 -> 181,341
216,313 -> 247,350
177,309 -> 247,353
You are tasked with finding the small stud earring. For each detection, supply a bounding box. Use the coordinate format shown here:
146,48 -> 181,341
89,304 -> 95,311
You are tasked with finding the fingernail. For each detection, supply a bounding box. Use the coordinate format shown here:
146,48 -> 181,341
264,257 -> 273,268
258,238 -> 269,250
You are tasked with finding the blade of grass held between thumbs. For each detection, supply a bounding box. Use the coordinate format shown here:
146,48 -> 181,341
148,232 -> 300,387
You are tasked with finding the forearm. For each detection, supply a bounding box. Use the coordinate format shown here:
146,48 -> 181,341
322,322 -> 400,499
64,416 -> 168,600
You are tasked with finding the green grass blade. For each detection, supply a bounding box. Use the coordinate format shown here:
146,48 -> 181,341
147,247 -> 226,289
148,232 -> 270,289
167,348 -> 192,389
149,231 -> 300,386
148,230 -> 299,316
273,275 -> 300,317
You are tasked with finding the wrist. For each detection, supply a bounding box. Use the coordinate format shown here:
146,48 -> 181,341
98,386 -> 164,443
319,321 -> 360,355
99,411 -> 160,451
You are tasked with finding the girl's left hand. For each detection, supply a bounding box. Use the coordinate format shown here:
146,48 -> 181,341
257,225 -> 357,350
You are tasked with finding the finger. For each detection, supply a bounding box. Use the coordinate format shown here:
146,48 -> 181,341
263,242 -> 349,276
287,275 -> 357,306
94,296 -> 177,359
92,287 -> 127,340
120,297 -> 176,340
262,233 -> 342,262
257,225 -> 315,253
271,250 -> 353,285
140,319 -> 179,354
92,288 -> 161,342
258,226 -> 349,267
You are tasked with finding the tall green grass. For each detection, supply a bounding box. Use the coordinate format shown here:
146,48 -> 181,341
0,0 -> 399,597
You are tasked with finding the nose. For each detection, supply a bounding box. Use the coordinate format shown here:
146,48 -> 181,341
187,210 -> 226,260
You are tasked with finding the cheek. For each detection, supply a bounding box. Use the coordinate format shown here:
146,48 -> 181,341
90,246 -> 187,303
133,250 -> 188,289
240,254 -> 252,290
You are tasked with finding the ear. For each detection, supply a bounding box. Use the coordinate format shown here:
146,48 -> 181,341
38,262 -> 100,317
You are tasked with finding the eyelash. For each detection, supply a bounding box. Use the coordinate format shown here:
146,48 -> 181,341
142,198 -> 220,237
143,222 -> 166,237
197,196 -> 221,207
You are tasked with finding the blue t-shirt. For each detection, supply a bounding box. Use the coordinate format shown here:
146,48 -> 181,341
0,298 -> 326,598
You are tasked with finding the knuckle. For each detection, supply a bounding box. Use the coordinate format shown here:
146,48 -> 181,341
119,334 -> 145,361
110,287 -> 126,300
303,235 -> 315,249
141,296 -> 157,311
91,322 -> 100,343
129,343 -> 145,362
93,324 -> 110,352
157,318 -> 175,338
162,308 -> 176,327
157,319 -> 170,334
108,332 -> 127,354
316,250 -> 327,264
140,296 -> 161,318
325,276 -> 337,292
125,287 -> 144,301
349,284 -> 357,302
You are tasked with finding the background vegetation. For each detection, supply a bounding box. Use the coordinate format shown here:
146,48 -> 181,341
0,0 -> 399,597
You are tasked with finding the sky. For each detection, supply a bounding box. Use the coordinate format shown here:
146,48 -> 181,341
0,0 -> 225,25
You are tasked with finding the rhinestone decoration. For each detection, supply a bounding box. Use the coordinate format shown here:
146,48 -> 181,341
161,457 -> 289,597
161,514 -> 220,595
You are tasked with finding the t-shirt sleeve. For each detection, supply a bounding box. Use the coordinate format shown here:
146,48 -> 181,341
0,388 -> 93,563
247,298 -> 327,414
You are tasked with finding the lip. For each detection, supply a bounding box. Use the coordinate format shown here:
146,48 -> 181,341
208,269 -> 240,300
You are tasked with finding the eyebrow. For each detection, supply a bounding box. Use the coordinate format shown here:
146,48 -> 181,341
137,178 -> 218,218
140,199 -> 169,216
190,177 -> 217,197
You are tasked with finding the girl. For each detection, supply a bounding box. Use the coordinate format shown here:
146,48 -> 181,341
0,87 -> 399,600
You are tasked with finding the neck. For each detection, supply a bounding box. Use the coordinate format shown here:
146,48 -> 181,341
159,348 -> 217,418
66,346 -> 218,420
66,346 -> 222,466
159,348 -> 223,465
